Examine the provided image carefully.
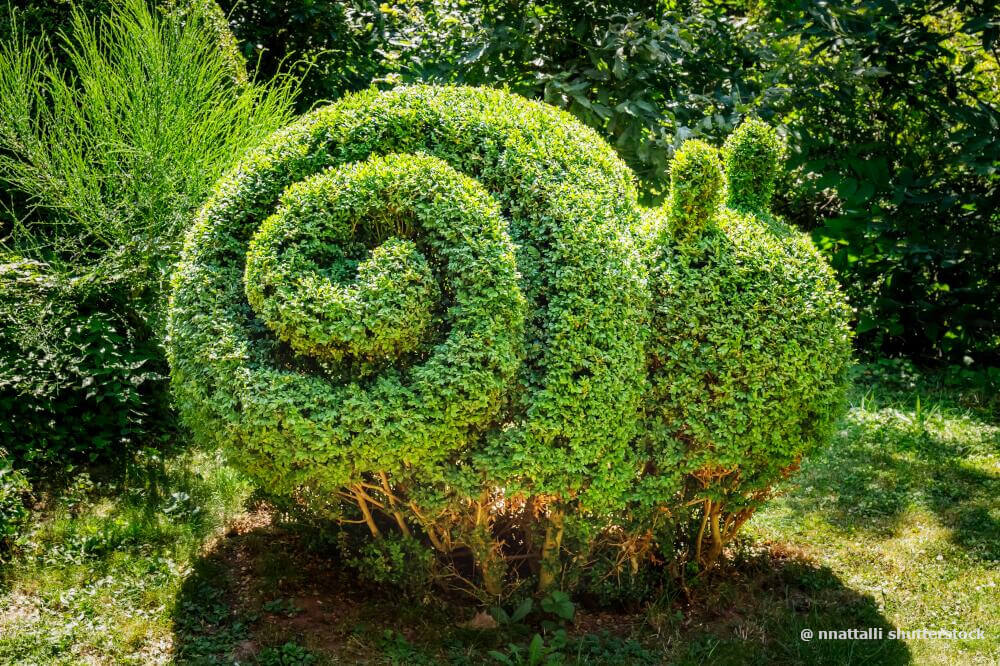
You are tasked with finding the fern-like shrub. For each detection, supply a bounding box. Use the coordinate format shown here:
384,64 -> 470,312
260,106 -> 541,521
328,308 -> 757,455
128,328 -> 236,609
167,86 -> 851,598
0,0 -> 296,462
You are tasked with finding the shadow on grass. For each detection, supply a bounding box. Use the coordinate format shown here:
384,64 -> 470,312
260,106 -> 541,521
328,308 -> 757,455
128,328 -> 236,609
777,405 -> 999,562
171,515 -> 911,665
171,511 -> 471,665
669,542 -> 912,665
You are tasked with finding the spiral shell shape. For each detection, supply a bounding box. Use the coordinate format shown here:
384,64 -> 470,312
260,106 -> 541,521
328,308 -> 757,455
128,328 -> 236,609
166,86 -> 647,495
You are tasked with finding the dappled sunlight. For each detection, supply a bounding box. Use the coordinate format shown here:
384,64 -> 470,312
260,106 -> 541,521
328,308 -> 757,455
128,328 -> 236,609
760,399 -> 999,559
750,390 -> 999,665
0,449 -> 249,664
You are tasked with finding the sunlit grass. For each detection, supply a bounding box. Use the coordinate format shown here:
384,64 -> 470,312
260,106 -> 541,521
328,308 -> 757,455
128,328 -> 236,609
750,367 -> 999,664
0,449 -> 251,664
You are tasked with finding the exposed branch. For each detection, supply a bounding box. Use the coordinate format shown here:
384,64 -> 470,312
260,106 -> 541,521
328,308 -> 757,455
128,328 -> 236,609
695,498 -> 710,565
379,471 -> 412,538
354,485 -> 381,539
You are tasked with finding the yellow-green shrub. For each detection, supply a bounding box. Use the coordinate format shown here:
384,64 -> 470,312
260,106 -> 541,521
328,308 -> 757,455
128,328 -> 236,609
167,86 -> 850,597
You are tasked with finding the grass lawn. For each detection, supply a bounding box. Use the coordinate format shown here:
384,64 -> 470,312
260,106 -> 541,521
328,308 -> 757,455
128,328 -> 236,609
1,362 -> 997,665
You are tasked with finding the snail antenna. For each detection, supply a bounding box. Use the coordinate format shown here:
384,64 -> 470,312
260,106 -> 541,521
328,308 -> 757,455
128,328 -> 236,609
667,139 -> 724,244
722,118 -> 785,214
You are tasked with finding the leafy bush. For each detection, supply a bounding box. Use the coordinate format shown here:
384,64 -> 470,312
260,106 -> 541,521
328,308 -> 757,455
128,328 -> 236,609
0,1 -> 113,49
490,630 -> 656,666
0,1 -> 243,81
256,642 -> 317,666
0,0 -> 295,323
167,85 -> 850,598
340,533 -> 436,598
0,258 -> 172,462
217,0 -> 756,191
763,2 -> 1000,364
216,0 -> 365,109
0,0 -> 297,463
0,448 -> 31,559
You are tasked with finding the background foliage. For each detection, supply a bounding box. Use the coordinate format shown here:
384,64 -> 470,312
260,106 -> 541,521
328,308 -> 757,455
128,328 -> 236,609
0,259 -> 172,463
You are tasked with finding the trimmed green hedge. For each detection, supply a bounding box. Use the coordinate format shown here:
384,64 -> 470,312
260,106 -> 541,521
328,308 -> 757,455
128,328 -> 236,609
167,85 -> 851,598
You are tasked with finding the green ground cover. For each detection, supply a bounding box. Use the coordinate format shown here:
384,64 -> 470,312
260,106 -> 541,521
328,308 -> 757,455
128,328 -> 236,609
0,363 -> 996,665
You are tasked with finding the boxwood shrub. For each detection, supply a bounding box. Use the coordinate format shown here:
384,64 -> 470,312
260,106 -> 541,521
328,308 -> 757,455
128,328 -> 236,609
168,86 -> 851,598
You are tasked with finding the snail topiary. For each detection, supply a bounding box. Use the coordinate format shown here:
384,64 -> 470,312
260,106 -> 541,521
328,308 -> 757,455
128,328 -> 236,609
167,86 -> 851,598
